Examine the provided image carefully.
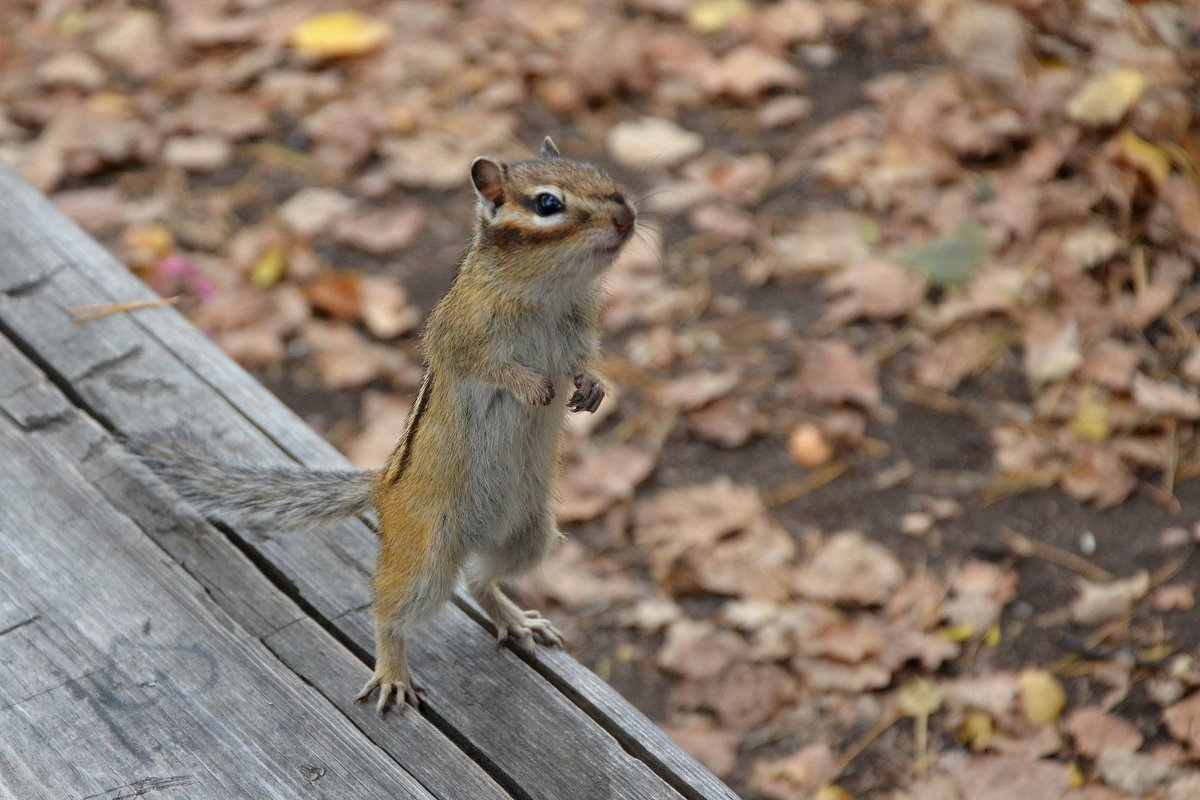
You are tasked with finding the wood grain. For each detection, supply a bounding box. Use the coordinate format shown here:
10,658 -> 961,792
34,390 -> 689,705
0,413 -> 436,800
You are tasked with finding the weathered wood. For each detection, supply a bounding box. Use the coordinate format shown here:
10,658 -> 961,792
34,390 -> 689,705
0,164 -> 738,800
0,335 -> 513,800
0,415 -> 437,800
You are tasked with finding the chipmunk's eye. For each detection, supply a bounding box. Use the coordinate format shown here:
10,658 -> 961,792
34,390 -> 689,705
534,193 -> 565,216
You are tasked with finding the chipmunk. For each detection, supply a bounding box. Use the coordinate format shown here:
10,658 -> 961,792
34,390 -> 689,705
134,137 -> 636,714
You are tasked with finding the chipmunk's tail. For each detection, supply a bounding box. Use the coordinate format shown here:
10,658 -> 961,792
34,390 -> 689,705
128,433 -> 376,530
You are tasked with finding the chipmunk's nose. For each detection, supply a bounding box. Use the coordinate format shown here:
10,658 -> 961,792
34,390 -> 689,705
611,196 -> 635,237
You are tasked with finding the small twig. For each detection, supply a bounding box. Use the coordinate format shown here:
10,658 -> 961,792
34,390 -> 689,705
1000,527 -> 1114,583
768,461 -> 849,507
70,296 -> 179,323
831,707 -> 904,781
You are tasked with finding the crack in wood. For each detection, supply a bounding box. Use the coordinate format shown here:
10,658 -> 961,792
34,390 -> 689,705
0,614 -> 41,637
80,774 -> 195,800
0,263 -> 65,297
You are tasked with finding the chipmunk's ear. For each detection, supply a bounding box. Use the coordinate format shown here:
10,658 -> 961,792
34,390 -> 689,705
540,136 -> 560,157
470,157 -> 507,217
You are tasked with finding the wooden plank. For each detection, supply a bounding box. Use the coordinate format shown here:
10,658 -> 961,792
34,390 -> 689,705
0,336 -> 513,800
0,165 -> 735,799
0,415 -> 437,800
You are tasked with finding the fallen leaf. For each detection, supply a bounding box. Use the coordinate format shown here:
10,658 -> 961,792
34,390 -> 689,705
961,756 -> 1071,800
1132,374 -> 1200,419
279,188 -> 354,235
291,12 -> 390,59
1095,751 -> 1176,795
822,258 -> 927,326
1065,708 -> 1144,758
607,117 -> 704,170
796,531 -> 904,606
359,276 -> 420,339
686,0 -> 750,34
899,223 -> 991,288
1067,70 -> 1147,127
749,743 -> 836,800
333,205 -> 426,254
795,340 -> 881,410
1164,693 -> 1200,750
1024,318 -> 1082,385
1071,572 -> 1150,627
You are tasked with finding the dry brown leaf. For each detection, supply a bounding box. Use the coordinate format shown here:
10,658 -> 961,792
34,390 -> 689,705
1132,374 -> 1200,419
795,340 -> 881,411
748,743 -> 836,800
960,756 -> 1071,800
607,117 -> 704,170
822,258 -> 927,326
943,561 -> 1018,633
796,531 -> 904,606
1071,572 -> 1150,627
334,206 -> 426,254
557,444 -> 657,523
1065,707 -> 1144,758
359,276 -> 421,339
1164,693 -> 1200,751
687,396 -> 764,449
703,45 -> 804,100
661,718 -> 738,779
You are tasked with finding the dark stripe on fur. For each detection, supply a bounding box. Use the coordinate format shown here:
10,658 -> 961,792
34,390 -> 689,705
389,370 -> 434,485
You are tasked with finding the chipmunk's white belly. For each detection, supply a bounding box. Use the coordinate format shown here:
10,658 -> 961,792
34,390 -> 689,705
457,378 -> 565,544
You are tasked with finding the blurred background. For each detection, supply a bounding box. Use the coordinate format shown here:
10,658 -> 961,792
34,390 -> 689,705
3,1 -> 1200,797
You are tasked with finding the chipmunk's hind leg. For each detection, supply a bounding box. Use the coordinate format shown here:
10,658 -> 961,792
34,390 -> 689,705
359,518 -> 462,715
469,513 -> 564,653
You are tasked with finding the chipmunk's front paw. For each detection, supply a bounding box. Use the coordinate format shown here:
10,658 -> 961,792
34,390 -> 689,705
568,373 -> 604,413
355,672 -> 421,716
513,371 -> 555,406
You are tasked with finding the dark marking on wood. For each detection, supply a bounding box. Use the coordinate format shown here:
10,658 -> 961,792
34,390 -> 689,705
65,677 -> 154,764
81,774 -> 196,800
0,614 -> 40,637
72,345 -> 143,384
107,373 -> 178,395
1,263 -> 65,297
20,410 -> 71,433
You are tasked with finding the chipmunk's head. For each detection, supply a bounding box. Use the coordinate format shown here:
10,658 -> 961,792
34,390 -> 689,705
469,137 -> 636,284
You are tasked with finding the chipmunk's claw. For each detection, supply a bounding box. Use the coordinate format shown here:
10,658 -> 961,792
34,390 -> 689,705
569,373 -> 604,413
356,675 -> 421,716
496,611 -> 565,653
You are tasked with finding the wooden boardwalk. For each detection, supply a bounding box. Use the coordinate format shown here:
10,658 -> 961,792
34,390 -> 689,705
0,165 -> 740,800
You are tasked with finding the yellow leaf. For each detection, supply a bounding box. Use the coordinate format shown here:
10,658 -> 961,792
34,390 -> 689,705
1071,388 -> 1109,441
814,786 -> 852,800
1066,69 -> 1146,127
291,12 -> 389,58
1018,669 -> 1066,725
687,0 -> 750,34
1118,130 -> 1171,186
961,709 -> 994,751
123,223 -> 174,265
938,622 -> 976,642
249,244 -> 287,289
898,678 -> 946,717
1066,762 -> 1084,788
984,624 -> 1001,648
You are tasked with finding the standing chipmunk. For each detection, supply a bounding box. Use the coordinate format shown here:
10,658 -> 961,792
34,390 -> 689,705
134,137 -> 636,714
